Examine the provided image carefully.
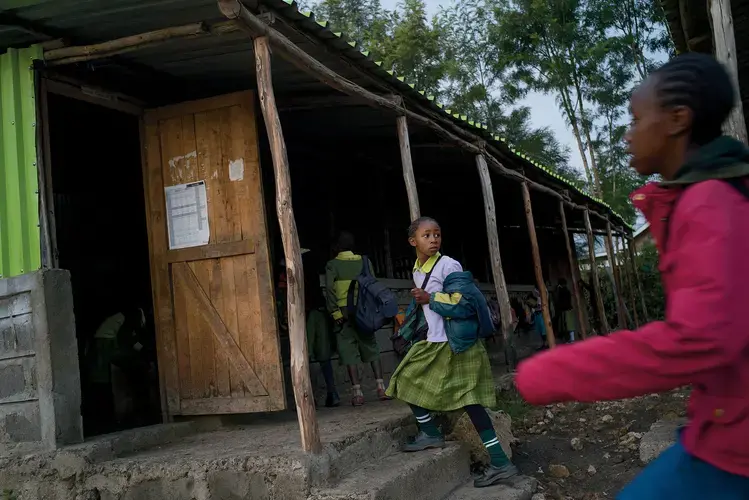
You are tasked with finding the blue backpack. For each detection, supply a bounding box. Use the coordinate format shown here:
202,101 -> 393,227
346,256 -> 398,335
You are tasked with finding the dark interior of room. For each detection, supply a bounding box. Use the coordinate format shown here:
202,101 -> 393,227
47,92 -> 161,436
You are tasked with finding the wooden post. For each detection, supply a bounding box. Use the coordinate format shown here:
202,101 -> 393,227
522,182 -> 556,348
253,36 -> 321,454
584,210 -> 609,334
708,0 -> 748,143
605,222 -> 627,330
619,235 -> 639,328
397,116 -> 420,221
476,154 -> 516,365
627,236 -> 649,322
559,201 -> 587,339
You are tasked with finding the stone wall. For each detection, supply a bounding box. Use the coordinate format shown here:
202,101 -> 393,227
0,270 -> 82,456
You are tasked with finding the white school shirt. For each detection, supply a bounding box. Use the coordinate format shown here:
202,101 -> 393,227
412,253 -> 463,343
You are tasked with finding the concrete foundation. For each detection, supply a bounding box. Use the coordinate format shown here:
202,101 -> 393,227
0,270 -> 82,456
0,400 -> 534,500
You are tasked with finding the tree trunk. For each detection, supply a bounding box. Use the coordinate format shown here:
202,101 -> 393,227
254,36 -> 321,454
619,235 -> 639,328
397,116 -> 421,221
476,155 -> 516,367
522,182 -> 556,348
559,88 -> 594,189
584,210 -> 609,334
605,222 -> 627,330
627,237 -> 649,322
559,201 -> 587,339
708,0 -> 748,143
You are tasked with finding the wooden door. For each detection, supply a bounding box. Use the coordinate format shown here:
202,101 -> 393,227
142,91 -> 285,416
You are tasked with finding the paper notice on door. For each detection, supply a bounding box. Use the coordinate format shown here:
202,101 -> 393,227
165,180 -> 210,250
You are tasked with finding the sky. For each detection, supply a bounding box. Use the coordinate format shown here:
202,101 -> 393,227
380,0 -> 579,170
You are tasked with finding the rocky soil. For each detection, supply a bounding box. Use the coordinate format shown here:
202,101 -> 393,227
501,386 -> 689,499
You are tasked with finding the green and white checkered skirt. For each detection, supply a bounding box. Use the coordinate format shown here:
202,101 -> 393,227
385,340 -> 496,411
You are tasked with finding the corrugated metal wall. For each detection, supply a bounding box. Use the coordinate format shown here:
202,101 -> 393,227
0,46 -> 42,279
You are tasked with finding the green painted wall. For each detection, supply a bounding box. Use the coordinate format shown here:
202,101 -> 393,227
0,45 -> 42,279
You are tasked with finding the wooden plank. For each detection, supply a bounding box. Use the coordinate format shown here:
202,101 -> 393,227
475,155 -> 515,364
584,210 -> 609,334
225,99 -> 257,398
143,115 -> 181,416
235,95 -> 284,407
44,79 -> 143,116
397,116 -> 420,222
174,262 -> 268,396
38,77 -> 58,270
521,182 -> 556,348
166,236 -> 256,264
148,91 -> 251,122
141,117 -> 167,423
708,0 -> 748,143
193,108 -> 228,399
627,237 -> 649,322
216,106 -> 244,398
605,222 -> 627,330
254,35 -> 320,453
559,201 -> 587,339
180,397 -> 273,415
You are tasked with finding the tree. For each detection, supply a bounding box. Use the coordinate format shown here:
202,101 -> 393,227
489,0 -> 605,196
440,0 -> 571,170
307,0 -> 571,170
587,0 -> 673,81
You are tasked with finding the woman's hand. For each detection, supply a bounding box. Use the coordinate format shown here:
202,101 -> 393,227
411,288 -> 430,305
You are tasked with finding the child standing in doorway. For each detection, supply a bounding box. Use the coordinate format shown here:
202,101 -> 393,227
386,217 -> 519,488
325,231 -> 388,406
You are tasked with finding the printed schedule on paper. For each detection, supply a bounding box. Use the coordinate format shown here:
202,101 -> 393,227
165,180 -> 210,250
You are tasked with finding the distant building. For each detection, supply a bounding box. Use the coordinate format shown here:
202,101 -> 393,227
632,222 -> 652,252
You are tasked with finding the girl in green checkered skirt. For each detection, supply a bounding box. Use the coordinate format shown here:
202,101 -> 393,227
386,217 -> 519,489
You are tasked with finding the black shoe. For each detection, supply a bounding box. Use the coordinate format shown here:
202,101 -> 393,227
325,392 -> 340,408
473,463 -> 520,488
402,431 -> 445,452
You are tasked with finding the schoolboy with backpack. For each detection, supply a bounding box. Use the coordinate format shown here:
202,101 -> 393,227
325,231 -> 394,406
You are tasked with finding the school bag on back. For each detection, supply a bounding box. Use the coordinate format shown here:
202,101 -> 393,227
346,256 -> 398,334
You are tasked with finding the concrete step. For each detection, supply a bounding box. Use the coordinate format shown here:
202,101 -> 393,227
444,475 -> 538,500
312,403 -> 416,486
310,443 -> 470,500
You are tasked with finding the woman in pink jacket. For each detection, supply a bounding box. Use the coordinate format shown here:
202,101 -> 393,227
516,53 -> 749,498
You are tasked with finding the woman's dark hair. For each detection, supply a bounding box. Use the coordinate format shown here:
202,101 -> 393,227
407,216 -> 440,238
652,53 -> 735,145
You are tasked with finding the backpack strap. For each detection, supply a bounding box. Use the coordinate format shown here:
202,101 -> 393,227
346,255 -> 372,314
402,255 -> 443,324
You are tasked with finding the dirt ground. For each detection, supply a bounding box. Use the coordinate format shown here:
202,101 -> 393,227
504,387 -> 689,499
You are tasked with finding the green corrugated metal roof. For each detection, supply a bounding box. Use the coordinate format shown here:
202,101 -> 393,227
0,45 -> 42,278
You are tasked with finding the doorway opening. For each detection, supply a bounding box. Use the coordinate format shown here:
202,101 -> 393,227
45,89 -> 161,437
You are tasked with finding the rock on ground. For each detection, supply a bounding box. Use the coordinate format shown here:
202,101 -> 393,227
639,418 -> 687,464
547,464 -> 570,479
444,410 -> 514,464
570,438 -> 583,451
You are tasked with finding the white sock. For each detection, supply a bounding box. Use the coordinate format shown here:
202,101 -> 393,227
352,384 -> 363,396
376,378 -> 386,390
